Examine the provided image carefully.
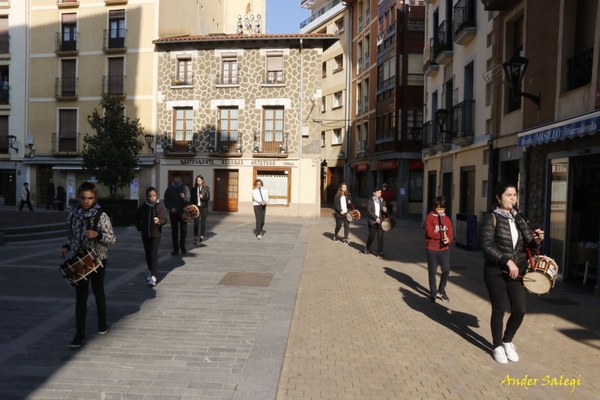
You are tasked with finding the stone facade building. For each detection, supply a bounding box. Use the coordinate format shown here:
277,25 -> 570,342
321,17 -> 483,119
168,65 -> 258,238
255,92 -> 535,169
153,33 -> 336,217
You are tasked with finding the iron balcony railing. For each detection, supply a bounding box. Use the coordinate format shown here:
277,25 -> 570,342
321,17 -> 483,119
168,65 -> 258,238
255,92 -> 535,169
0,34 -> 9,54
452,100 -> 475,140
171,73 -> 194,86
103,28 -> 127,51
567,47 -> 593,91
55,77 -> 78,99
52,131 -> 80,154
253,131 -> 286,154
102,75 -> 126,97
454,0 -> 476,38
434,20 -> 453,56
299,0 -> 343,29
55,31 -> 78,53
265,71 -> 285,84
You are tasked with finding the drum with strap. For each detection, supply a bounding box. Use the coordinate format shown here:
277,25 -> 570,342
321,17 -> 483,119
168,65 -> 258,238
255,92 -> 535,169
522,255 -> 559,295
59,250 -> 104,286
345,209 -> 361,222
181,204 -> 199,222
381,217 -> 395,232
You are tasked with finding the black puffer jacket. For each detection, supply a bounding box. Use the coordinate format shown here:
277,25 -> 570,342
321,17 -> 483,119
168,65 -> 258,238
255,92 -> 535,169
479,210 -> 537,274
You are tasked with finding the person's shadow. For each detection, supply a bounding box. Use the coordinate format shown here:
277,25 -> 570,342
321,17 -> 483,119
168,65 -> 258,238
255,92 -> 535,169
384,267 -> 493,354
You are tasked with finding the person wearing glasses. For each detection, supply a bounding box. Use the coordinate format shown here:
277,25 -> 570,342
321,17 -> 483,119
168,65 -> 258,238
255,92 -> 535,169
425,196 -> 454,302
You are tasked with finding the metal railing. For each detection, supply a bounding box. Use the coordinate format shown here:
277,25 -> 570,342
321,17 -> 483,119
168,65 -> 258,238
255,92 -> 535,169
567,47 -> 593,91
0,34 -> 10,54
55,31 -> 78,53
171,73 -> 194,86
299,0 -> 343,29
452,100 -> 475,140
52,131 -> 80,153
454,0 -> 476,38
264,71 -> 285,84
103,28 -> 127,50
434,20 -> 453,56
253,131 -> 286,154
0,85 -> 9,105
102,75 -> 126,96
55,77 -> 78,98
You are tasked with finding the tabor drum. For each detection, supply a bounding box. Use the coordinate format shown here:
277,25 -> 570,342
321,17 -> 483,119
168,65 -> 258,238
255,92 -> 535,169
345,209 -> 361,222
181,204 -> 200,222
59,250 -> 104,286
522,255 -> 558,294
381,218 -> 395,232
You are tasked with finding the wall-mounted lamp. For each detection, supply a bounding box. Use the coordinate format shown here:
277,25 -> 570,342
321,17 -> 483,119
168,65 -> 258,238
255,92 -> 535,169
144,134 -> 154,153
502,56 -> 541,108
7,134 -> 17,153
25,133 -> 35,158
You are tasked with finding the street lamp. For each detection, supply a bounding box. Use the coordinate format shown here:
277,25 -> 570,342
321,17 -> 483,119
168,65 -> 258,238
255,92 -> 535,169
502,56 -> 541,108
144,134 -> 154,153
7,134 -> 17,153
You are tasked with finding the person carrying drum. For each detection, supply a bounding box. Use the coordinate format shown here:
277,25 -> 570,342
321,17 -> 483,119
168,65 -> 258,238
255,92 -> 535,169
479,182 -> 544,364
60,181 -> 116,349
364,186 -> 387,259
333,182 -> 352,245
425,196 -> 454,303
164,172 -> 190,255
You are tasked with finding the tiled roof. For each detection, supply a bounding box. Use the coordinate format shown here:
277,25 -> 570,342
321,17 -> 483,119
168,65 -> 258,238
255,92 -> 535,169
153,33 -> 338,44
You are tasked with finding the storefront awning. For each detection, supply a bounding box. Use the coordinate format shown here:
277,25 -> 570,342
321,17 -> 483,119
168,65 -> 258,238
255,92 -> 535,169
517,110 -> 600,148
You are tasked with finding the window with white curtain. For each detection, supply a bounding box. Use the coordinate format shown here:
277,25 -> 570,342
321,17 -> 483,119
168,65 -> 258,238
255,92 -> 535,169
257,170 -> 289,206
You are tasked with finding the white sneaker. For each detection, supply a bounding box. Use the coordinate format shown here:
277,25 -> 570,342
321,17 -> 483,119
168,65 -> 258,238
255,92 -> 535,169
149,276 -> 157,286
503,342 -> 519,362
493,346 -> 508,364
257,234 -> 262,240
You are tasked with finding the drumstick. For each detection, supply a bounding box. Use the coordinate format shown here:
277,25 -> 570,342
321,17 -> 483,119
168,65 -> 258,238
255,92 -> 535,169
501,271 -> 536,281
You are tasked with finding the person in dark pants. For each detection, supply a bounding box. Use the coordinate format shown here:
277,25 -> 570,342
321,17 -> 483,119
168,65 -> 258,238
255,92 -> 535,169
425,196 -> 454,302
251,179 -> 269,239
19,182 -> 34,211
164,172 -> 190,255
56,183 -> 67,211
136,187 -> 168,286
190,175 -> 210,244
46,178 -> 56,209
364,186 -> 387,258
480,182 -> 544,364
333,182 -> 352,244
60,182 -> 116,349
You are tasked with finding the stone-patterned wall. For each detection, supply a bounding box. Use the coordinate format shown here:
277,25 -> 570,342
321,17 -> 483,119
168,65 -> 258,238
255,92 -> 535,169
156,45 -> 323,156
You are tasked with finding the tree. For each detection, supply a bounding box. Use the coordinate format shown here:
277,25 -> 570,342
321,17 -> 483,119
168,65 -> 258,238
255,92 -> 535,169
83,96 -> 144,198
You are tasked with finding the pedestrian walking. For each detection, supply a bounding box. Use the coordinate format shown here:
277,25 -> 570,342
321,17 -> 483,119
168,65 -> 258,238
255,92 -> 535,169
333,182 -> 352,244
19,182 -> 34,211
56,182 -> 67,211
480,182 -> 544,364
136,187 -> 168,287
190,175 -> 210,244
164,172 -> 190,255
364,186 -> 387,259
251,179 -> 269,239
425,196 -> 454,302
60,182 -> 116,349
47,178 -> 56,210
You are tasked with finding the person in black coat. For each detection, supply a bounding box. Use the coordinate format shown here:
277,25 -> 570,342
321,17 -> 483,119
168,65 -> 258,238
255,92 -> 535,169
333,182 -> 352,244
480,182 -> 544,364
136,187 -> 169,286
190,175 -> 210,244
364,186 -> 387,258
163,172 -> 190,255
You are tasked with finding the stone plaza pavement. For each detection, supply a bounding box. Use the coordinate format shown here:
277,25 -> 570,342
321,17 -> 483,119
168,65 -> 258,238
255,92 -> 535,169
0,208 -> 599,399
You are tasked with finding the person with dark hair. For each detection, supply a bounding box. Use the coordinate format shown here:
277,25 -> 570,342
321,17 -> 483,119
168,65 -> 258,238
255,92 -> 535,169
425,196 -> 454,302
191,175 -> 210,244
60,182 -> 116,349
164,172 -> 190,255
251,179 -> 269,239
136,187 -> 168,286
364,186 -> 387,259
46,178 -> 56,210
56,182 -> 67,211
19,182 -> 34,211
333,182 -> 352,244
480,182 -> 544,364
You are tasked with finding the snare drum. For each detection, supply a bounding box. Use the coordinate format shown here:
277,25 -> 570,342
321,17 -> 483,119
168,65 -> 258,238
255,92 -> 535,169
345,209 -> 361,222
381,218 -> 395,232
59,250 -> 104,286
522,255 -> 558,295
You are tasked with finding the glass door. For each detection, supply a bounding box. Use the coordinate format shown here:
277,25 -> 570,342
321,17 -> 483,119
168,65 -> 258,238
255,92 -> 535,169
548,158 -> 569,273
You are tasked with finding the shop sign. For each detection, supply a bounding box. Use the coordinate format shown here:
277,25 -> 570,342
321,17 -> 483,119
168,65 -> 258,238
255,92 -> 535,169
173,158 -> 298,168
517,111 -> 600,148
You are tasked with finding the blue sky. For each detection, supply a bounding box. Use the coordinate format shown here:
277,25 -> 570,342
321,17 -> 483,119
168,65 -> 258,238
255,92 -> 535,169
266,0 -> 311,34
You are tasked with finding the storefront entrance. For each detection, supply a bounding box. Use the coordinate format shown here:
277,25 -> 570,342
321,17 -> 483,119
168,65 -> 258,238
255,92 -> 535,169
214,169 -> 238,212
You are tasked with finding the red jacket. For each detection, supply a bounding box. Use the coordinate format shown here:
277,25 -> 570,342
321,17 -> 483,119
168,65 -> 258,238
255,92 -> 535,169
425,211 -> 454,251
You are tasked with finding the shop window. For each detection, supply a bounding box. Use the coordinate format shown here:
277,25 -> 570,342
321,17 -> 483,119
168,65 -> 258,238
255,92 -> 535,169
256,170 -> 290,206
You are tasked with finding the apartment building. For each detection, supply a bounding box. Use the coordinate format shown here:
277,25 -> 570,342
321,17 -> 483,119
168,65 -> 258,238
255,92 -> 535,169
300,0 -> 351,204
483,0 -> 600,294
23,0 -> 263,206
422,0 -> 493,247
153,33 -> 337,217
346,0 -> 425,216
0,0 -> 27,206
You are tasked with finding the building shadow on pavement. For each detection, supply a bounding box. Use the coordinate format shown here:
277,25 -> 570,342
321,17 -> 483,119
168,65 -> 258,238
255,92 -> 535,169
384,267 -> 493,354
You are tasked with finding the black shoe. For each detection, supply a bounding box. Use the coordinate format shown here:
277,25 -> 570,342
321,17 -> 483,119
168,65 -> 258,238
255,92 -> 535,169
342,239 -> 349,245
181,248 -> 187,254
69,334 -> 85,349
429,295 -> 437,302
333,235 -> 338,242
377,253 -> 384,259
171,250 -> 179,256
439,291 -> 450,303
98,323 -> 109,335
363,248 -> 369,255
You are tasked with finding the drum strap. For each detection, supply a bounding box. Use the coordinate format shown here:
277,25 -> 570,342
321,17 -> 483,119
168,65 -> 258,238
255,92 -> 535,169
525,246 -> 535,271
